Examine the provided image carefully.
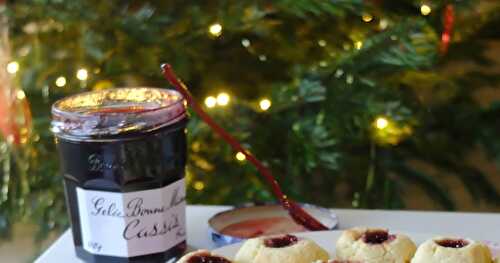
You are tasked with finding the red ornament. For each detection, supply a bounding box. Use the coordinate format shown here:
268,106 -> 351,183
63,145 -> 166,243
440,4 -> 455,55
0,87 -> 32,145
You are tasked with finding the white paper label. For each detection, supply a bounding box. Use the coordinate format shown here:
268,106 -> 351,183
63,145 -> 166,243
76,179 -> 186,257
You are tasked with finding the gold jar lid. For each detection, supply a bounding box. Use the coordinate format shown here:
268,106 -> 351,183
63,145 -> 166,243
51,87 -> 186,141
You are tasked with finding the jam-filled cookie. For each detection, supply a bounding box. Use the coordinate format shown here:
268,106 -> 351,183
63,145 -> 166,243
336,228 -> 416,263
411,237 -> 492,263
177,250 -> 232,263
235,234 -> 329,263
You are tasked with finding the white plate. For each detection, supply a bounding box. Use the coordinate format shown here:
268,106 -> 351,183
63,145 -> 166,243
212,230 -> 432,259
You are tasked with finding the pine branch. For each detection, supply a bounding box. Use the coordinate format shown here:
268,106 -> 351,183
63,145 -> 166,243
272,0 -> 364,18
333,18 -> 436,77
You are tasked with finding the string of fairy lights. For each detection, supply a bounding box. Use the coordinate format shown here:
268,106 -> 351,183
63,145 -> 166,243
4,2 -> 432,169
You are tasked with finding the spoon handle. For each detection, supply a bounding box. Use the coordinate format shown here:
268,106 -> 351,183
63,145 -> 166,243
161,64 -> 328,231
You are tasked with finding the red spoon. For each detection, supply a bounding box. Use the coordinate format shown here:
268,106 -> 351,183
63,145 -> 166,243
161,64 -> 328,231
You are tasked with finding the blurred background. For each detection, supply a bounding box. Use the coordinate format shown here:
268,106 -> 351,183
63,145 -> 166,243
0,0 -> 499,261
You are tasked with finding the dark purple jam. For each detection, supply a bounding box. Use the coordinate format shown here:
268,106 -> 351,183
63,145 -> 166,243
436,239 -> 469,248
52,88 -> 188,263
187,253 -> 232,263
362,230 -> 394,244
264,234 -> 299,248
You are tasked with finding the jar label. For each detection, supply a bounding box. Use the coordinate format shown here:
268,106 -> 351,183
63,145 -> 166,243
76,179 -> 186,257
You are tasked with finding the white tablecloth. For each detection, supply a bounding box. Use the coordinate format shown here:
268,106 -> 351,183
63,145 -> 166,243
35,205 -> 500,262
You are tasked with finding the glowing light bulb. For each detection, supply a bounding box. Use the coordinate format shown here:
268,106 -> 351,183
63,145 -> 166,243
241,38 -> 251,47
346,74 -> 354,84
55,76 -> 67,87
193,181 -> 205,191
375,117 -> 389,129
362,13 -> 373,22
216,92 -> 230,106
209,23 -> 222,37
420,4 -> 431,16
259,99 -> 271,111
379,19 -> 389,30
204,96 -> 217,108
16,90 -> 26,100
354,41 -> 363,50
6,61 -> 19,74
76,68 -> 88,80
235,152 -> 246,161
335,69 -> 344,78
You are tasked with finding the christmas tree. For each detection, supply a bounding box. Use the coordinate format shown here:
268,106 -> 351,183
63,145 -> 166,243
1,0 -> 500,239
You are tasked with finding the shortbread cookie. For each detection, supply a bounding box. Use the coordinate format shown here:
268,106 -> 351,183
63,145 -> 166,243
411,237 -> 492,263
177,250 -> 232,263
336,228 -> 416,263
235,234 -> 329,263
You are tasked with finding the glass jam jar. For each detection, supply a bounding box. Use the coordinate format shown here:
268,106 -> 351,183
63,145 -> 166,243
51,87 -> 188,263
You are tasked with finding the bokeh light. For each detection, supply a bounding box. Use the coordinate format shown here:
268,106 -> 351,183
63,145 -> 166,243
205,96 -> 217,108
6,61 -> 19,74
209,23 -> 222,37
55,76 -> 67,87
375,117 -> 389,129
216,92 -> 230,106
420,4 -> 431,16
76,68 -> 88,80
235,152 -> 246,161
259,99 -> 272,111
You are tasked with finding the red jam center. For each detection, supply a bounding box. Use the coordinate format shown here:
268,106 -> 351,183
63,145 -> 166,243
187,253 -> 232,263
362,230 -> 392,244
436,239 -> 469,248
264,234 -> 299,248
